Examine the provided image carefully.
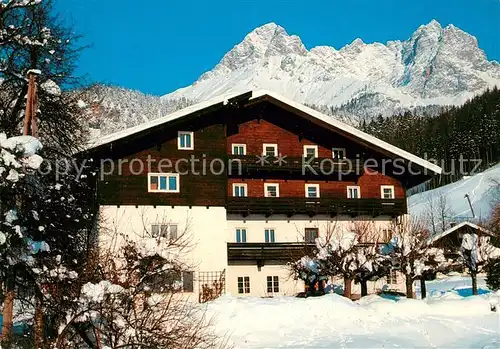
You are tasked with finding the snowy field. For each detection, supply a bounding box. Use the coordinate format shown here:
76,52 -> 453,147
409,163 -> 500,220
207,276 -> 500,348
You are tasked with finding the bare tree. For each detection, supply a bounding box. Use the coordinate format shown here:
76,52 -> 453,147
386,217 -> 448,298
425,193 -> 454,235
52,213 -> 228,349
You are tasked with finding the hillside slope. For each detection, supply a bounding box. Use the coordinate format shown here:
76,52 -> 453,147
408,164 -> 500,220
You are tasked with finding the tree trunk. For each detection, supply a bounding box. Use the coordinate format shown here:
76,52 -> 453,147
34,294 -> 44,348
343,277 -> 352,299
360,279 -> 368,297
405,274 -> 414,299
1,279 -> 15,347
471,271 -> 478,296
420,278 -> 427,299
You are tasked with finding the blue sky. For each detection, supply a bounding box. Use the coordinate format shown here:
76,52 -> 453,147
55,0 -> 500,96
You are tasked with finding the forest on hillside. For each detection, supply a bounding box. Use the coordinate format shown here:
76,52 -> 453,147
360,87 -> 500,188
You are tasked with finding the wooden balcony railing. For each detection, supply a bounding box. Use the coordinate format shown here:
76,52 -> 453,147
227,155 -> 363,176
226,197 -> 407,217
227,242 -> 316,265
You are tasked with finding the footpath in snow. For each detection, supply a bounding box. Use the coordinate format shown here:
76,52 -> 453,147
207,276 -> 500,348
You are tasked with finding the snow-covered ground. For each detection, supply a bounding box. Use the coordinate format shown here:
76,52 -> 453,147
207,276 -> 500,348
409,163 -> 500,220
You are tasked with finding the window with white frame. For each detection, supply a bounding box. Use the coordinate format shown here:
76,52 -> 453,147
264,183 -> 279,197
151,223 -> 178,240
232,143 -> 246,155
236,228 -> 247,243
232,183 -> 247,197
303,145 -> 318,158
237,276 -> 250,294
267,276 -> 279,293
150,270 -> 193,293
265,228 -> 275,243
263,144 -> 278,157
177,131 -> 194,150
148,173 -> 180,193
381,185 -> 395,199
347,186 -> 361,199
332,148 -> 346,160
305,184 -> 320,198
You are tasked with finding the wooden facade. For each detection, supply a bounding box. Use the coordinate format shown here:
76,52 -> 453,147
89,94 -> 436,217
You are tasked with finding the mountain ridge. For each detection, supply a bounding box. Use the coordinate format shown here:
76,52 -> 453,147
162,20 -> 500,121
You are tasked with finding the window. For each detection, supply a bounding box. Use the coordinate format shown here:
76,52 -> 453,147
263,144 -> 278,157
232,183 -> 247,197
148,173 -> 179,193
267,276 -> 279,293
381,185 -> 395,199
236,228 -> 247,243
177,131 -> 194,150
303,145 -> 318,158
237,276 -> 250,294
151,223 -> 178,239
182,271 -> 194,292
332,148 -> 346,160
305,184 -> 320,198
264,183 -> 279,197
382,229 -> 392,243
265,228 -> 275,243
387,269 -> 398,284
305,228 -> 319,242
150,270 -> 193,293
347,186 -> 361,199
232,143 -> 246,155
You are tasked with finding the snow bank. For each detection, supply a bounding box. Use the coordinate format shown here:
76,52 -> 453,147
206,279 -> 499,349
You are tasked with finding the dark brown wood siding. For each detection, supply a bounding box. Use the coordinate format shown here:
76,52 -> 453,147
97,113 -> 227,206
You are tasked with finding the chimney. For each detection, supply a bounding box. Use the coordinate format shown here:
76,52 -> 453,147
23,69 -> 40,137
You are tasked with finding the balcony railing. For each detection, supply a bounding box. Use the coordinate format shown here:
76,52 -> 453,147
227,155 -> 362,176
227,197 -> 407,217
227,242 -> 316,265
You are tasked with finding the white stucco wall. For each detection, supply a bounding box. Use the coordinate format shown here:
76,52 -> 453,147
226,214 -> 396,243
226,265 -> 304,297
99,205 -> 228,299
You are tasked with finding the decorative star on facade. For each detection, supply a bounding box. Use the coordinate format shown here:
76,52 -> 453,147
274,154 -> 288,166
255,154 -> 270,166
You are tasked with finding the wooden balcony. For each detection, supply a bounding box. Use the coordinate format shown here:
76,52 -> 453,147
227,242 -> 316,265
227,155 -> 362,177
226,197 -> 407,217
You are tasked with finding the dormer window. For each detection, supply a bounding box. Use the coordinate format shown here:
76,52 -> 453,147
332,148 -> 346,160
178,131 -> 193,150
232,143 -> 246,155
263,144 -> 278,157
148,173 -> 180,193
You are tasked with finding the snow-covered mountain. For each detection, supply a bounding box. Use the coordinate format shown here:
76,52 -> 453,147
164,20 -> 500,120
77,85 -> 195,136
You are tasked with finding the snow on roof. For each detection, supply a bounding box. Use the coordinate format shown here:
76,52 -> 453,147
427,221 -> 494,245
89,90 -> 441,174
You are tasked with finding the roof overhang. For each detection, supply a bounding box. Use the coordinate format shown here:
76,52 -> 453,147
427,221 -> 494,246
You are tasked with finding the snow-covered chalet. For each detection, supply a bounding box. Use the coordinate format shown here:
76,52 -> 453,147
86,90 -> 442,301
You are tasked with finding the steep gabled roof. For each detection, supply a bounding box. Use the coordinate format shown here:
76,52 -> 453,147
88,90 -> 442,175
427,221 -> 494,246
